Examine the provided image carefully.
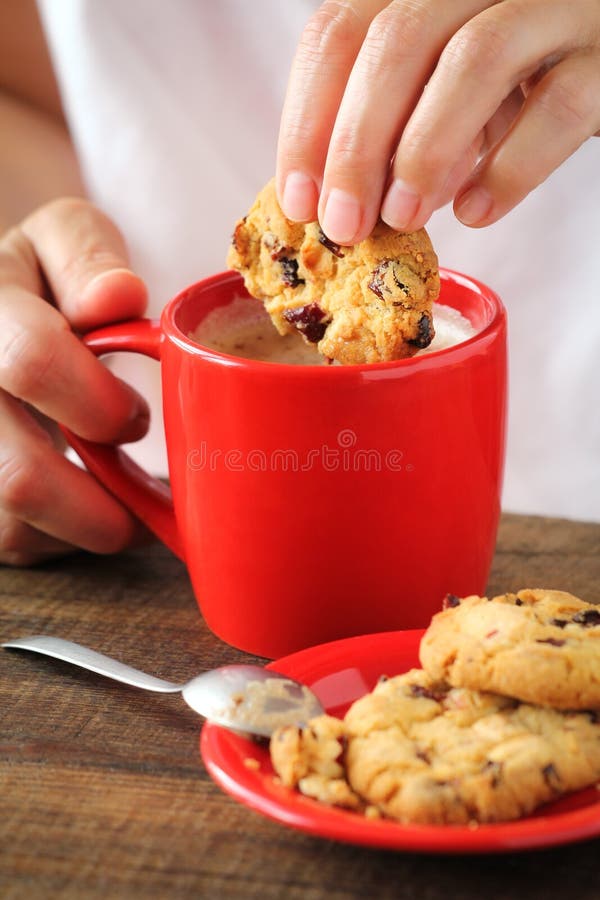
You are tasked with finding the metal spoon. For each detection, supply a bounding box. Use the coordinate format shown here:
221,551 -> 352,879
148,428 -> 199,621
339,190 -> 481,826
2,635 -> 324,737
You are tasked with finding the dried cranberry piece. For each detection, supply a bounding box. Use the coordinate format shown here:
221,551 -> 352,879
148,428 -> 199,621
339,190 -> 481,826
279,256 -> 305,287
263,232 -> 295,262
231,217 -> 247,252
572,608 -> 600,627
283,303 -> 328,343
410,684 -> 445,703
368,267 -> 386,301
536,638 -> 566,647
369,259 -> 409,301
443,593 -> 461,609
335,734 -> 348,765
407,313 -> 433,349
318,228 -> 344,258
542,763 -> 561,789
482,760 -> 503,788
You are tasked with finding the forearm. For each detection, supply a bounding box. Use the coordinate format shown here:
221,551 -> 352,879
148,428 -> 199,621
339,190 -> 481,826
0,90 -> 84,233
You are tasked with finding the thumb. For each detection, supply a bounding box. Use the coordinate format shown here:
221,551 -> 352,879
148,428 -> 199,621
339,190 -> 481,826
21,197 -> 148,331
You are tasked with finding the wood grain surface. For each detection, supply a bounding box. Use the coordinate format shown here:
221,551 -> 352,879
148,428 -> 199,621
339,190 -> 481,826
1,513 -> 599,899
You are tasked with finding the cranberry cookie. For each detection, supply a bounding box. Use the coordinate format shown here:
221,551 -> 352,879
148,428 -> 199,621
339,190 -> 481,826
420,589 -> 600,710
271,668 -> 600,825
226,179 -> 440,365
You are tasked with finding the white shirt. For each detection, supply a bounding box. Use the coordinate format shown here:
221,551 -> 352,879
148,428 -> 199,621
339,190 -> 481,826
38,0 -> 600,520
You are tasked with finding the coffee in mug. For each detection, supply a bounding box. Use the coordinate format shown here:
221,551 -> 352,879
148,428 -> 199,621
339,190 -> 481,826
191,295 -> 476,364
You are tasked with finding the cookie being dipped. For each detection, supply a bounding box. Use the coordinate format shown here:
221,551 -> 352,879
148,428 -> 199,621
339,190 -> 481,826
227,179 -> 440,365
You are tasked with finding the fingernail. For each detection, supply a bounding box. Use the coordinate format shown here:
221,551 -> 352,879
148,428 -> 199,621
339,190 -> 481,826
76,268 -> 147,323
455,185 -> 493,226
81,268 -> 135,295
381,179 -> 421,230
321,189 -> 362,244
116,388 -> 150,444
117,407 -> 150,444
281,171 -> 317,222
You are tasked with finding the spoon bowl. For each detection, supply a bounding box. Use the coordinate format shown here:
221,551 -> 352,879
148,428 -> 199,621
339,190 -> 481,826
2,635 -> 324,737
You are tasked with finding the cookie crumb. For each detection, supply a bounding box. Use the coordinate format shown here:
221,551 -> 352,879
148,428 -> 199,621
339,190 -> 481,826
364,805 -> 382,820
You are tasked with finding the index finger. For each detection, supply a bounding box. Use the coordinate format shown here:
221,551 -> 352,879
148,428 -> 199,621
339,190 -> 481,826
0,284 -> 149,444
276,0 -> 388,222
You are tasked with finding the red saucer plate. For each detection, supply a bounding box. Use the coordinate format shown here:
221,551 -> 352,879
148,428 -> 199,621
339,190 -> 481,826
200,629 -> 600,853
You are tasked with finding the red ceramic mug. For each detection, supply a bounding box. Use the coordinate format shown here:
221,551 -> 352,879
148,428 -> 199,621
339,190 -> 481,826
63,269 -> 507,658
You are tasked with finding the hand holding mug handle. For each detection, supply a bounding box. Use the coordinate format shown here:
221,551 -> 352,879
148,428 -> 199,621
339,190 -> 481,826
60,319 -> 185,560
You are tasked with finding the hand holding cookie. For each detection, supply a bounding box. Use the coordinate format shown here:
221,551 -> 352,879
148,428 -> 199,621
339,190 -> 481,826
277,0 -> 600,240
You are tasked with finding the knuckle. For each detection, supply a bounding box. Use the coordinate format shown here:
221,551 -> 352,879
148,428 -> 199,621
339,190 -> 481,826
330,124 -> 380,171
0,225 -> 28,259
298,2 -> 361,63
55,241 -> 123,287
280,115 -> 319,155
23,196 -> 97,241
0,518 -> 39,566
398,123 -> 448,180
0,322 -> 65,402
443,16 -> 513,81
535,68 -> 595,130
0,227 -> 39,289
41,195 -> 90,219
366,2 -> 432,61
0,452 -> 44,518
26,195 -> 97,228
23,198 -> 127,287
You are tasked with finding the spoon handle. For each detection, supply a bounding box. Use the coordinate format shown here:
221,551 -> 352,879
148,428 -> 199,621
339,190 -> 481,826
2,635 -> 182,693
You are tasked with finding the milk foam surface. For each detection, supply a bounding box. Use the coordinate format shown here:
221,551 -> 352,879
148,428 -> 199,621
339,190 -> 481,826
191,296 -> 475,364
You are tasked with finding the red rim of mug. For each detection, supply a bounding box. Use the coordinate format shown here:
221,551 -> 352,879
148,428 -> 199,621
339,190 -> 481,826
162,267 -> 505,373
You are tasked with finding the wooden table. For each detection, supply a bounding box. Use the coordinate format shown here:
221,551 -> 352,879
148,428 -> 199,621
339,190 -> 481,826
1,513 -> 599,899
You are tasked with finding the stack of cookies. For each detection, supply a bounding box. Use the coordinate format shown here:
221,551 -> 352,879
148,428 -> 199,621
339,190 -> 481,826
270,589 -> 600,825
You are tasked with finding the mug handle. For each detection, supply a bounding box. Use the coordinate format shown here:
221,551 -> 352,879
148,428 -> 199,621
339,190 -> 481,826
59,319 -> 185,561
